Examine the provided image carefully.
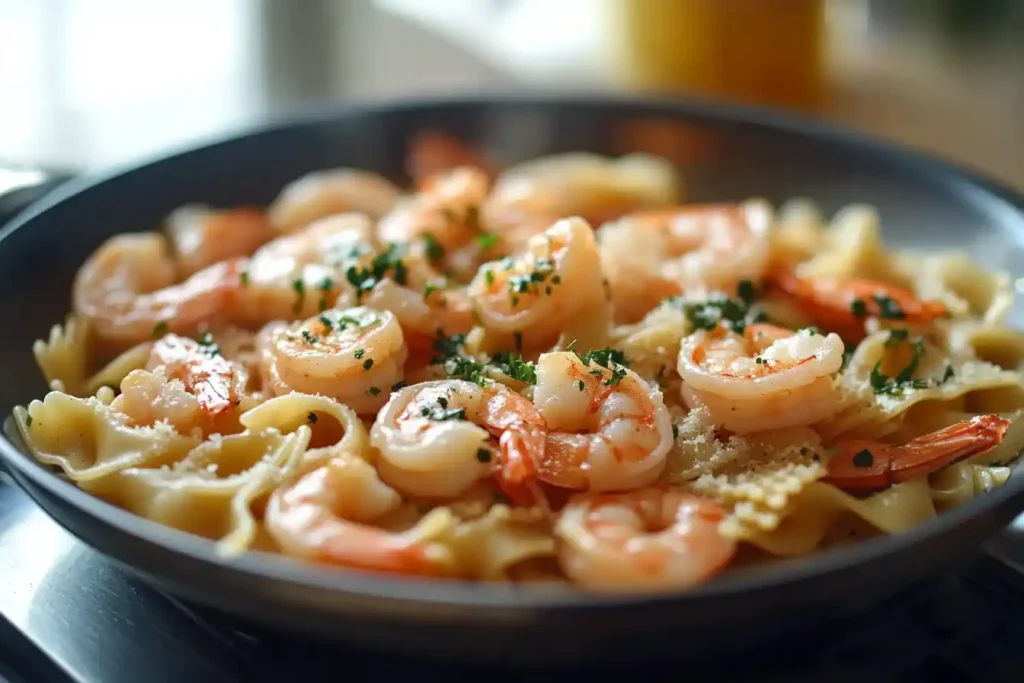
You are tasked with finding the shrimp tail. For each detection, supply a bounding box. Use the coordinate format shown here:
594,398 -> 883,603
495,428 -> 545,506
767,266 -> 948,343
823,415 -> 1011,491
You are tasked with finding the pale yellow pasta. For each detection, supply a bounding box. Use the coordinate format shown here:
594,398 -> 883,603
93,429 -> 311,556
239,393 -> 371,475
438,503 -> 556,580
14,391 -> 198,482
32,315 -> 91,393
741,480 -> 938,556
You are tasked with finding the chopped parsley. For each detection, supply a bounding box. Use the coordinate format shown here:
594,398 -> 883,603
498,354 -> 537,384
852,449 -> 874,468
942,365 -> 955,382
317,276 -> 333,311
796,326 -> 821,336
423,279 -> 447,300
476,448 -> 492,463
240,270 -> 250,286
292,278 -> 306,313
675,294 -> 766,335
422,234 -> 445,261
362,358 -> 374,371
572,347 -> 629,387
25,415 -> 33,427
354,348 -> 365,359
153,320 -> 169,337
345,243 -> 408,299
442,356 -> 488,385
850,298 -> 867,318
870,333 -> 927,395
421,404 -> 467,421
737,279 -> 756,304
884,328 -> 910,346
318,314 -> 333,331
577,379 -> 585,391
196,332 -> 222,357
484,269 -> 495,287
476,232 -> 499,250
307,412 -> 318,424
431,331 -> 467,363
872,294 -> 905,320
300,329 -> 319,344
506,258 -> 558,302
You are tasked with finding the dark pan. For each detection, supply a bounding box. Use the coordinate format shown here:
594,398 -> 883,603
1,95 -> 1023,664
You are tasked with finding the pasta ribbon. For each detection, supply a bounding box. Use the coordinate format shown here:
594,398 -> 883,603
14,391 -> 198,483
240,393 -> 371,475
99,428 -> 311,556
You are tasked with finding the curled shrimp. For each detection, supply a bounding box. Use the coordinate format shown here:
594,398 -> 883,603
511,351 -> 672,494
599,202 -> 772,323
370,380 -> 547,499
768,267 -> 948,342
73,233 -> 242,351
406,130 -> 499,188
677,323 -> 845,434
467,217 -> 606,351
164,205 -> 276,277
555,487 -> 735,591
234,213 -> 375,327
260,306 -> 407,415
485,152 -> 681,230
377,166 -> 494,280
146,333 -> 249,415
267,168 -> 402,233
111,333 -> 251,436
265,453 -> 455,576
824,415 -> 1011,492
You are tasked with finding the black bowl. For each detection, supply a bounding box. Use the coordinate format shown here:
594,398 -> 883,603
2,95 -> 1023,663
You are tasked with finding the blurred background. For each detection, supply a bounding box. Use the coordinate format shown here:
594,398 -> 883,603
1,0 -> 1022,188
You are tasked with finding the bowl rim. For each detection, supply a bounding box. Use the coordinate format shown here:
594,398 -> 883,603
2,92 -> 1024,612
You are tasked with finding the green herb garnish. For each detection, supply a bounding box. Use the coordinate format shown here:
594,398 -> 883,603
422,234 -> 445,261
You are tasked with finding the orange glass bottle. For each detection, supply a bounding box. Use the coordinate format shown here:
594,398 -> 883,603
610,0 -> 828,113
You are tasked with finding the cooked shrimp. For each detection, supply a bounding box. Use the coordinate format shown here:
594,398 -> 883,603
233,213 -> 375,326
555,487 -> 735,591
146,333 -> 249,414
164,205 -> 276,277
485,152 -> 681,230
265,453 -> 455,576
406,130 -> 499,188
267,168 -> 401,233
768,267 -> 948,342
677,323 -> 845,434
599,202 -> 772,323
260,306 -> 407,415
359,249 -> 475,346
73,233 -> 242,351
514,351 -> 672,493
370,379 -> 547,499
110,367 -> 207,435
468,217 -> 606,350
377,166 -> 493,280
824,415 -> 1011,492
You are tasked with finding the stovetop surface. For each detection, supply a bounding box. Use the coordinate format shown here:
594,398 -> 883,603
3,475 -> 1024,683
